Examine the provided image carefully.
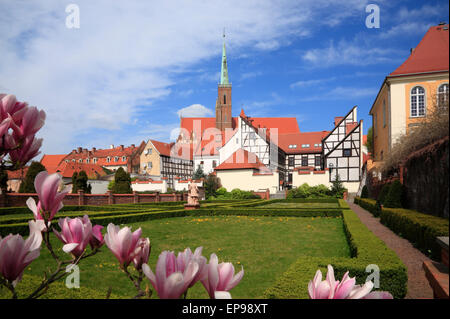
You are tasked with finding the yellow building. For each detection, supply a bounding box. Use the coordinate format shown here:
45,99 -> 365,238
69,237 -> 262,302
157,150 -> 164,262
369,23 -> 449,166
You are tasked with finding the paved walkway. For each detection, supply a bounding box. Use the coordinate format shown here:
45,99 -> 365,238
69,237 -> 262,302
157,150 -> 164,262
348,202 -> 433,299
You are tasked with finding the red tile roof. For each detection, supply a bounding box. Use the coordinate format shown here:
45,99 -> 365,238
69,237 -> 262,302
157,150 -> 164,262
390,24 -> 449,77
278,131 -> 330,154
40,154 -> 67,172
150,140 -> 193,160
64,144 -> 142,167
214,149 -> 269,171
7,167 -> 29,180
52,162 -> 108,179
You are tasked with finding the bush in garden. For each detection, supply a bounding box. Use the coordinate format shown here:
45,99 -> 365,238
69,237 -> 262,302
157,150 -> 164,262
229,188 -> 259,199
383,180 -> 405,208
112,167 -> 132,194
204,174 -> 220,199
330,174 -> 347,198
377,183 -> 391,205
72,170 -> 91,194
360,185 -> 369,198
19,161 -> 47,193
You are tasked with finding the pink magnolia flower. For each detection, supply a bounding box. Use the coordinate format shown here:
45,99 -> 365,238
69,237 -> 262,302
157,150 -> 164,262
89,225 -> 105,250
215,291 -> 232,299
176,247 -> 208,288
9,106 -> 46,140
308,265 -> 393,299
133,237 -> 150,271
104,223 -> 142,267
26,171 -> 68,222
201,253 -> 244,299
53,215 -> 93,258
0,222 -> 43,285
8,135 -> 43,167
142,250 -> 200,299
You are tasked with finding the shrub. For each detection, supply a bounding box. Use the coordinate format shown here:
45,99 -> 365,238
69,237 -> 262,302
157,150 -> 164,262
377,183 -> 391,204
360,185 -> 369,198
112,167 -> 132,194
18,162 -> 46,193
330,174 -> 347,198
215,187 -> 228,197
288,183 -> 334,199
204,174 -> 220,199
384,180 -> 404,208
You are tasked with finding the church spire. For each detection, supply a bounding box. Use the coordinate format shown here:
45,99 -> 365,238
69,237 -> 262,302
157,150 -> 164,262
220,30 -> 230,85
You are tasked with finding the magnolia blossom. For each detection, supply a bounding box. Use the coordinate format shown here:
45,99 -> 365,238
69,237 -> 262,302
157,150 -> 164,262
0,94 -> 46,167
308,265 -> 393,299
54,215 -> 93,257
89,225 -> 105,250
133,237 -> 150,271
142,250 -> 200,299
215,291 -> 232,299
104,223 -> 142,267
201,253 -> 244,299
0,221 -> 43,286
176,247 -> 208,288
26,171 -> 68,223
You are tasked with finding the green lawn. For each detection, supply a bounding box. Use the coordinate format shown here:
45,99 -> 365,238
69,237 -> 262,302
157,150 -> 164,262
14,215 -> 350,299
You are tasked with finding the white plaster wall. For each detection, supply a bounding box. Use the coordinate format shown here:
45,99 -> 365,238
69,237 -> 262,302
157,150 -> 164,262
216,169 -> 279,194
132,181 -> 167,193
193,155 -> 219,175
174,180 -> 203,192
389,82 -> 407,148
219,122 -> 241,164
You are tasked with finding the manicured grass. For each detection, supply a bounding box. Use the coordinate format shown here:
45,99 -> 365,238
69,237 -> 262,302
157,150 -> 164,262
15,215 -> 350,299
260,202 -> 340,209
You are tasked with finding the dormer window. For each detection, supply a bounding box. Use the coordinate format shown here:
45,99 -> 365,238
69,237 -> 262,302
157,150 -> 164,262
301,144 -> 310,148
107,156 -> 111,163
114,156 -> 119,162
86,158 -> 90,164
122,156 -> 126,162
93,158 -> 97,164
78,159 -> 82,163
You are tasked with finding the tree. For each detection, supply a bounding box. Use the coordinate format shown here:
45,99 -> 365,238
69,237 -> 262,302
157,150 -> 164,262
330,174 -> 347,198
71,172 -> 78,193
204,174 -> 220,199
72,170 -> 91,194
360,185 -> 369,198
192,165 -> 206,180
112,167 -> 132,194
0,168 -> 8,193
365,127 -> 374,154
19,161 -> 47,193
384,180 -> 405,208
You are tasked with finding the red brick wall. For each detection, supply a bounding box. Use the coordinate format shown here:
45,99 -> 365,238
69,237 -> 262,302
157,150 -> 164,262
1,190 -> 186,207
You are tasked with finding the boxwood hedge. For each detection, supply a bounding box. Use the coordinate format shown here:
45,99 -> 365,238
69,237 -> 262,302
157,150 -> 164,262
354,197 -> 449,260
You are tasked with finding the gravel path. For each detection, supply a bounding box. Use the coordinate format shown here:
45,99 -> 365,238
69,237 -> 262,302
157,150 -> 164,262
348,202 -> 433,299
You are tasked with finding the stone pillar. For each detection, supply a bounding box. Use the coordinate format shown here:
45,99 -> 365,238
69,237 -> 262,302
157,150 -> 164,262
133,191 -> 139,204
78,190 -> 85,206
107,190 -> 114,205
266,189 -> 270,200
183,192 -> 188,202
172,193 -> 177,202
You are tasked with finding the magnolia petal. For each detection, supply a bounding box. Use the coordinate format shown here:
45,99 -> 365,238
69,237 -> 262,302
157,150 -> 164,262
215,291 -> 232,299
63,243 -> 79,254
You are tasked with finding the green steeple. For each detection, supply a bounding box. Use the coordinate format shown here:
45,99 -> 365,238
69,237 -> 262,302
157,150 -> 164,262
220,33 -> 230,85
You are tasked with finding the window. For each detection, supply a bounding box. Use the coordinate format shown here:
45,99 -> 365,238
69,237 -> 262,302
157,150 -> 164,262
301,144 -> 310,148
343,148 -> 352,157
438,83 -> 449,109
383,100 -> 386,127
212,160 -> 217,168
78,159 -> 82,163
288,173 -> 293,184
114,156 -> 119,162
122,156 -> 126,162
148,162 -> 152,168
223,94 -> 226,104
410,86 -> 426,117
86,158 -> 89,164
315,156 -> 321,167
301,156 -> 308,167
93,158 -> 97,164
107,156 -> 111,163
288,156 -> 294,166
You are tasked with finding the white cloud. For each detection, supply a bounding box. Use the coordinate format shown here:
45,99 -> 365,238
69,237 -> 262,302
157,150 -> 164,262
302,39 -> 402,67
177,104 -> 214,118
0,0 -> 374,154
290,77 -> 336,89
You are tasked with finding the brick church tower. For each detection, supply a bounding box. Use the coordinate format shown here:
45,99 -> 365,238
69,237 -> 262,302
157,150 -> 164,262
216,33 -> 232,131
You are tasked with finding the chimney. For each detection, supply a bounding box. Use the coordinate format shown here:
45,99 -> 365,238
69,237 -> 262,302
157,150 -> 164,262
110,144 -> 114,149
334,117 -> 344,126
131,144 -> 135,148
92,147 -> 96,152
120,145 -> 124,151
410,47 -> 415,55
77,147 -> 82,153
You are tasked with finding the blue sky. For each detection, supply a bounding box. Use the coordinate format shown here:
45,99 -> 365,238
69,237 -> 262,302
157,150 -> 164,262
0,0 -> 448,154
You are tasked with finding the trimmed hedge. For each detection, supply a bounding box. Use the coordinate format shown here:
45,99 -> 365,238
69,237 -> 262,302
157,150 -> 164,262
0,274 -> 123,299
354,197 -> 449,260
263,203 -> 407,299
354,197 -> 379,216
380,207 -> 449,259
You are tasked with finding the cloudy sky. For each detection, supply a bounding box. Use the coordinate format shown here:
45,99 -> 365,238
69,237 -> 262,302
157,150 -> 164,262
1,0 -> 448,155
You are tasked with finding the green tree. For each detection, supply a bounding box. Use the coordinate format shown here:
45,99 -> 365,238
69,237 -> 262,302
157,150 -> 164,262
192,165 -> 206,180
365,127 -> 374,154
71,172 -> 78,193
112,167 -> 132,194
384,180 -> 405,208
19,161 -> 47,193
330,174 -> 347,198
204,174 -> 220,199
377,183 -> 391,205
72,171 -> 91,194
361,185 -> 369,198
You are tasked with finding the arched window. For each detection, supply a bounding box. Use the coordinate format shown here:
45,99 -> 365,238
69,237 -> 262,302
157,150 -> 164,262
223,94 -> 226,104
410,86 -> 425,117
438,83 -> 449,109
